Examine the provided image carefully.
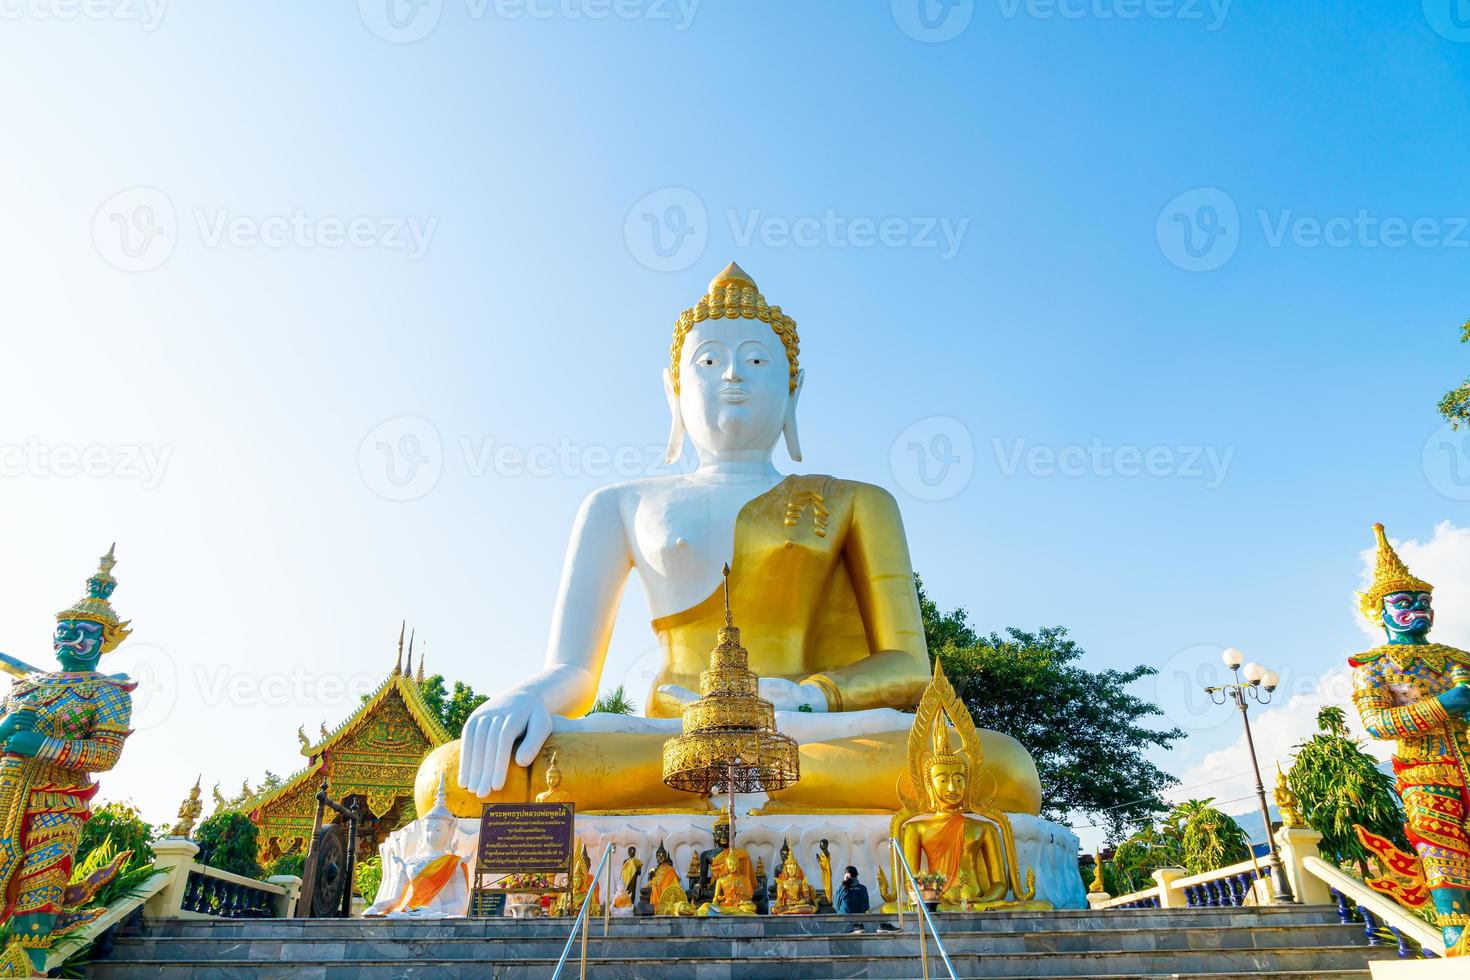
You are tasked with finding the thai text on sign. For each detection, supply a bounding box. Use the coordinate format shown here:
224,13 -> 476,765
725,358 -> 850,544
476,802 -> 575,875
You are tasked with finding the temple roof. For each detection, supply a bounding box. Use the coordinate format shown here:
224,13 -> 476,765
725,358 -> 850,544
245,665 -> 451,818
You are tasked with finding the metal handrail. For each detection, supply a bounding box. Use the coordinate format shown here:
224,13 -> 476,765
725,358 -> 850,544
887,838 -> 959,980
551,842 -> 616,980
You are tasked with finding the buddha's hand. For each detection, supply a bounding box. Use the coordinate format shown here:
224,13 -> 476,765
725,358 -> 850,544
1437,684 -> 1470,718
657,679 -> 828,712
458,691 -> 553,797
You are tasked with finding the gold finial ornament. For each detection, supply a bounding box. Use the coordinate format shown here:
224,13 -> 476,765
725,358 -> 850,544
1358,523 -> 1433,623
55,543 -> 132,654
671,262 -> 800,395
394,621 -> 405,675
662,565 -> 799,797
1274,763 -> 1306,829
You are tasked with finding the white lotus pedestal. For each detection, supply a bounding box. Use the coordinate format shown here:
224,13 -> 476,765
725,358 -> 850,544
371,804 -> 1088,913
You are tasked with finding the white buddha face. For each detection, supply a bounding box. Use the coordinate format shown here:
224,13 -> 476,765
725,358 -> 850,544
675,317 -> 793,456
423,815 -> 456,853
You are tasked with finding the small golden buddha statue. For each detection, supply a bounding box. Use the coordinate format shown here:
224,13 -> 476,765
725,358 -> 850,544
772,856 -> 817,915
534,752 -> 572,804
698,852 -> 757,916
888,662 -> 1042,913
773,838 -> 817,907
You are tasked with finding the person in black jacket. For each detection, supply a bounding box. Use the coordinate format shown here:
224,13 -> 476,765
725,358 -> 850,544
834,865 -> 870,914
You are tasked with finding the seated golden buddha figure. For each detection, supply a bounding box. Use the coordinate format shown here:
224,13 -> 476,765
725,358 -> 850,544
772,856 -> 818,915
415,262 -> 1042,818
888,663 -> 1042,913
698,852 -> 758,916
773,838 -> 818,907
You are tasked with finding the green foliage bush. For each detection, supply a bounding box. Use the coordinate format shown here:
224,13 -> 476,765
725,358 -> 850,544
78,801 -> 157,870
194,811 -> 262,879
355,855 -> 382,901
267,851 -> 305,878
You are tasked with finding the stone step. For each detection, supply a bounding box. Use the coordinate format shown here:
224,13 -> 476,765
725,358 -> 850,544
88,948 -> 1391,980
101,923 -> 1375,961
139,905 -> 1348,939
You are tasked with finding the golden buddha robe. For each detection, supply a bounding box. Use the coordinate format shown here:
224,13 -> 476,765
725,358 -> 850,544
699,868 -> 756,916
648,476 -> 929,716
710,847 -> 754,893
418,475 -> 1043,816
772,873 -> 817,914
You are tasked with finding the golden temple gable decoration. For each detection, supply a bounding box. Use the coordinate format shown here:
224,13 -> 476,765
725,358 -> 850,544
246,635 -> 451,862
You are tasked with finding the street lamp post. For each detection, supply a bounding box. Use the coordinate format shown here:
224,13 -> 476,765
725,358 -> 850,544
1205,648 -> 1295,904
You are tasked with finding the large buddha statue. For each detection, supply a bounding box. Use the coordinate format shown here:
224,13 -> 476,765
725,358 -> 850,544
416,262 -> 1041,817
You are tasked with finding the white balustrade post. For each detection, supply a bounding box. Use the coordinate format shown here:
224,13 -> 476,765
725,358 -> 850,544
145,839 -> 201,919
1151,868 -> 1187,908
1085,890 -> 1112,909
1274,825 -> 1331,905
265,875 -> 303,918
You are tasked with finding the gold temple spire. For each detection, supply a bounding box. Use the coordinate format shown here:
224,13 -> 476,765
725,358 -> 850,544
394,621 -> 405,675
416,645 -> 425,685
722,563 -> 732,628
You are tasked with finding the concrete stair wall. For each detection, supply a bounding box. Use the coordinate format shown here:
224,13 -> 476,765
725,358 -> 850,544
90,905 -> 1398,979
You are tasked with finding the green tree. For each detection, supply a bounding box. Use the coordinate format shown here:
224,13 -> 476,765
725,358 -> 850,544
1175,798 -> 1250,874
1106,819 -> 1185,894
194,811 -> 262,879
1287,706 -> 1407,871
591,685 -> 637,715
918,580 -> 1184,839
1438,317 -> 1470,429
78,801 -> 158,870
916,575 -> 978,653
417,674 -> 490,735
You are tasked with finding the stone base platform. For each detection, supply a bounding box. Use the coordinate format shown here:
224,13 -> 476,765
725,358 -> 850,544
374,805 -> 1087,913
91,906 -> 1396,978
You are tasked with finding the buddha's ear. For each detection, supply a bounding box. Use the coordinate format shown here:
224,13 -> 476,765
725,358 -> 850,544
663,367 -> 685,465
783,369 -> 804,463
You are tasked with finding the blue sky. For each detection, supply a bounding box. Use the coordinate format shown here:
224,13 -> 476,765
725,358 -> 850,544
2,1 -> 1469,843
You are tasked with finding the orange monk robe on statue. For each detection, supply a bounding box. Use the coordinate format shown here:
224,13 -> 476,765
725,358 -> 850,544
387,854 -> 469,914
650,862 -> 682,906
712,848 -> 755,893
917,812 -> 968,886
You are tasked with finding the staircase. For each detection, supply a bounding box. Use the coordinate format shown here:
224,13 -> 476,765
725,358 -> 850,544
90,905 -> 1398,979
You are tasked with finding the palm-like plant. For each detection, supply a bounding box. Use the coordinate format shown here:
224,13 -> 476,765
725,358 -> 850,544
1287,706 -> 1407,872
591,685 -> 637,715
1175,799 -> 1251,875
